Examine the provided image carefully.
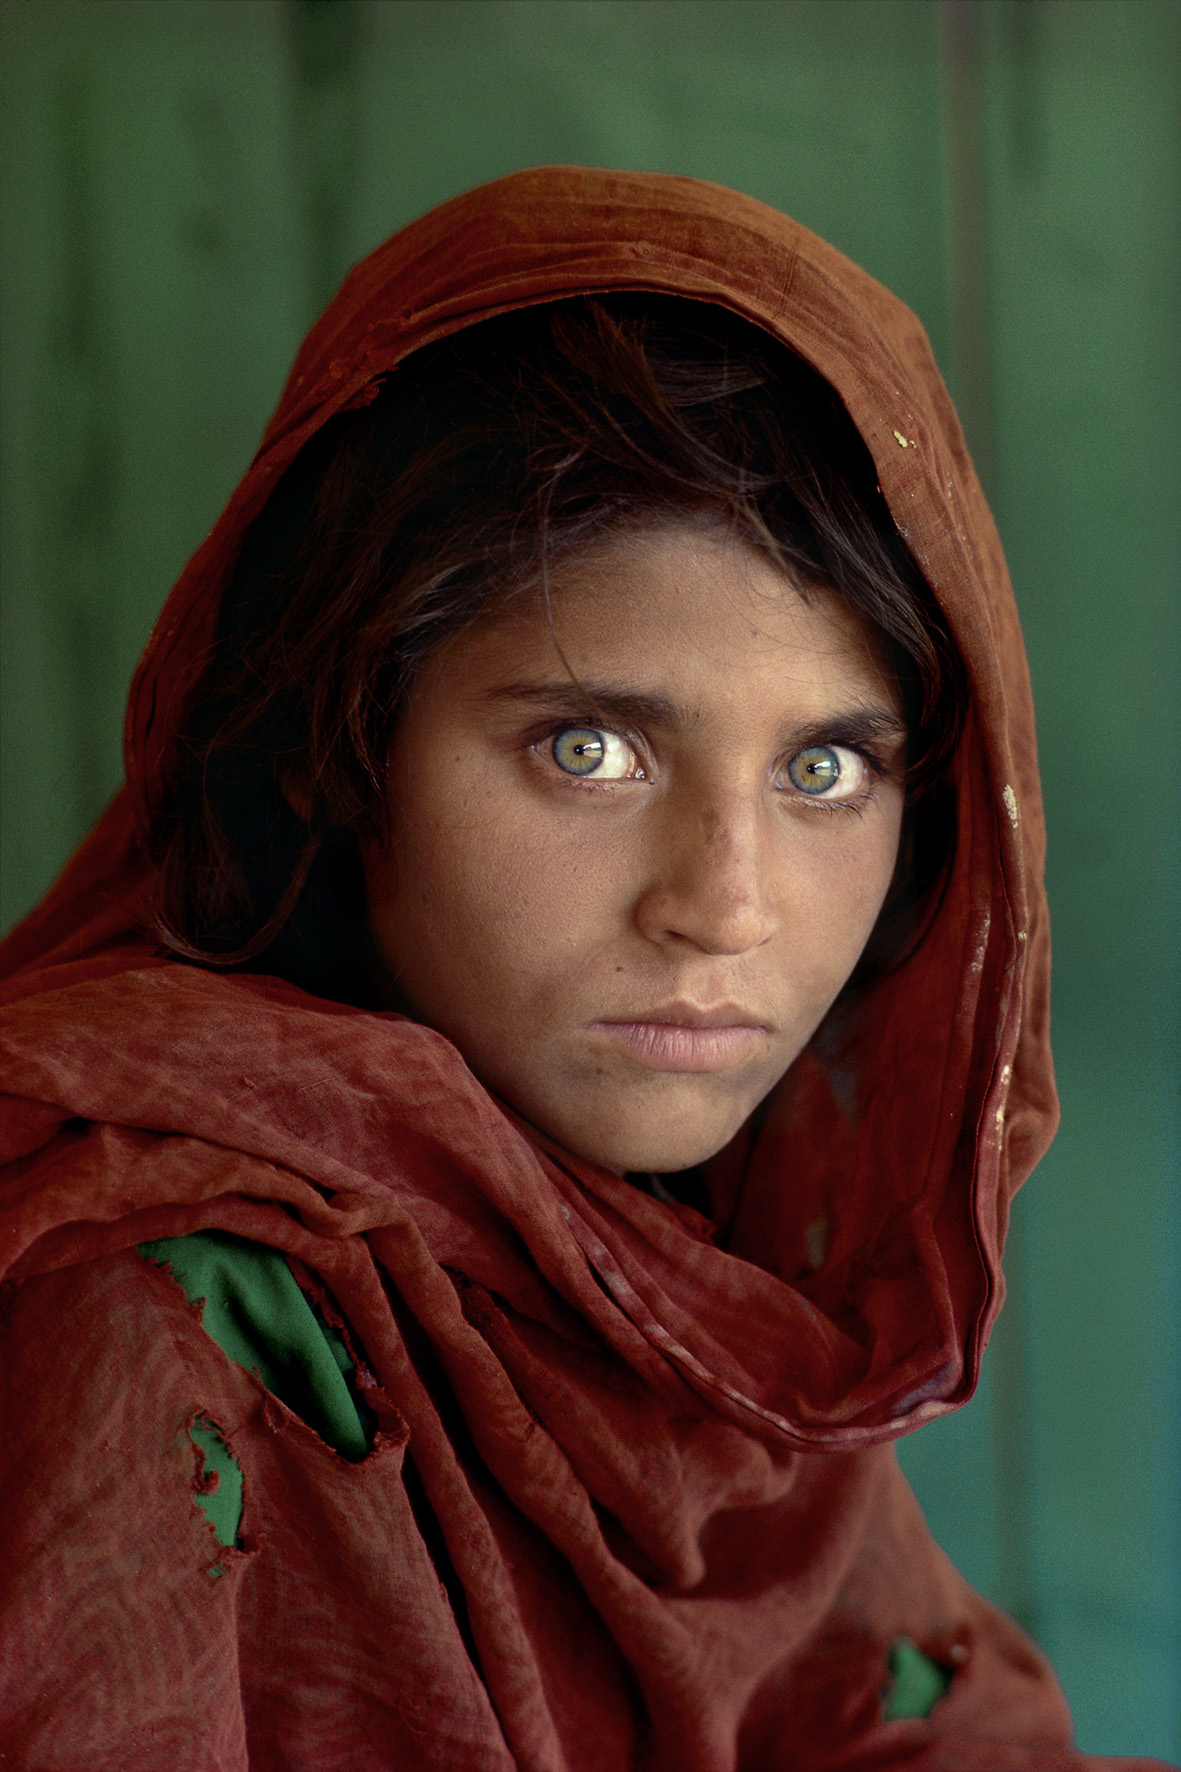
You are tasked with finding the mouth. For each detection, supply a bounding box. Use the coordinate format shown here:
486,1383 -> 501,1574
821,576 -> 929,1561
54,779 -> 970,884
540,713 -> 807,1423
588,1003 -> 771,1074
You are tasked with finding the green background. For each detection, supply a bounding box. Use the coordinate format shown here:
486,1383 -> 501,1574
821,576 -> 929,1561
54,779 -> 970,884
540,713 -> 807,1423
2,1 -> 1177,1754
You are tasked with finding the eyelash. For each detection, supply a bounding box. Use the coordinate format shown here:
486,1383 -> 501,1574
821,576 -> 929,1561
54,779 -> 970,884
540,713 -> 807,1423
532,722 -> 895,812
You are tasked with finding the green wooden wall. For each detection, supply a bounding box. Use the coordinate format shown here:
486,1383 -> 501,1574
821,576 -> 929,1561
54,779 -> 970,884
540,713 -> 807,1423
2,2 -> 1177,1755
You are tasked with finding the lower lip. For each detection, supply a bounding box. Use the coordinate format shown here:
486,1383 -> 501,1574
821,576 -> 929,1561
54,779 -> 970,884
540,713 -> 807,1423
590,1021 -> 767,1073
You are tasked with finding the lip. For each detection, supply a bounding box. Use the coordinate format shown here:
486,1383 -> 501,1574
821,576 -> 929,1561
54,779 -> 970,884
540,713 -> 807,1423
589,1003 -> 771,1074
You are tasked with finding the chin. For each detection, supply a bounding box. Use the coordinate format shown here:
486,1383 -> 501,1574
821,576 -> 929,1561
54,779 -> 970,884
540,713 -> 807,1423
566,1116 -> 740,1178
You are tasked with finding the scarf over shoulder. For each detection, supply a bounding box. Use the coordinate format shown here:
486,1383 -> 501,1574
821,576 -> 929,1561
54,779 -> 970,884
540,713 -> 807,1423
0,168 -> 1161,1771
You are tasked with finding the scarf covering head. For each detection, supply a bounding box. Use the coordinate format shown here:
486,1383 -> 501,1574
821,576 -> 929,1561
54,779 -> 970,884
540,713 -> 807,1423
4,170 -> 1154,1771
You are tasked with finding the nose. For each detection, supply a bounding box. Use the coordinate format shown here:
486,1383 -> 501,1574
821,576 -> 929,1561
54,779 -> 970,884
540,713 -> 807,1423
632,795 -> 779,956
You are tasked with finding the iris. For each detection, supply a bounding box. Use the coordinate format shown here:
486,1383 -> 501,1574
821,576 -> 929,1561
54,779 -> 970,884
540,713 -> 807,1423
785,745 -> 843,794
553,727 -> 606,774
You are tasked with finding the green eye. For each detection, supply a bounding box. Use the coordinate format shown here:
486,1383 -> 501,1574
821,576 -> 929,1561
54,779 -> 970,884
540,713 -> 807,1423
551,726 -> 636,780
553,727 -> 608,776
784,745 -> 848,796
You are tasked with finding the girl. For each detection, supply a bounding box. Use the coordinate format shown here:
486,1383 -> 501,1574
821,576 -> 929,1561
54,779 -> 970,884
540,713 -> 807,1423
0,167 -> 1160,1770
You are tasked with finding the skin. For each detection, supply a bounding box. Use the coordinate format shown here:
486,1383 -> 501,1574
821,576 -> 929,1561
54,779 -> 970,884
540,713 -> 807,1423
362,521 -> 907,1175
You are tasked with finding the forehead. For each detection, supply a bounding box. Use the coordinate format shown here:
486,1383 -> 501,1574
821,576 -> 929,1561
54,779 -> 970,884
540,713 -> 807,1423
439,521 -> 901,721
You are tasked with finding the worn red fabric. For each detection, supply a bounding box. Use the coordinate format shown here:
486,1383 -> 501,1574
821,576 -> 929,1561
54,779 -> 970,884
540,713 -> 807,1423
0,168 -> 1163,1770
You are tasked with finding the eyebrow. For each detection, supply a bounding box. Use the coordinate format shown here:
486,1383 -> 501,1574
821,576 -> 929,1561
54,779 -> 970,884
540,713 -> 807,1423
485,678 -> 908,749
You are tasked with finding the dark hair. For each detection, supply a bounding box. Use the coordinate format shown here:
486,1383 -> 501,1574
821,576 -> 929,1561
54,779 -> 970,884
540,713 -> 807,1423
150,294 -> 965,1000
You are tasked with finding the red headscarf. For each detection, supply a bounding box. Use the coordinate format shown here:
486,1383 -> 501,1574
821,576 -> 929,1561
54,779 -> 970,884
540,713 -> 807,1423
1,169 -> 1157,1770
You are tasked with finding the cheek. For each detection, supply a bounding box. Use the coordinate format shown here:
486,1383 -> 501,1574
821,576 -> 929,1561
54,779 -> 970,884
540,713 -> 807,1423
365,768 -> 611,1011
846,813 -> 903,922
787,807 -> 904,974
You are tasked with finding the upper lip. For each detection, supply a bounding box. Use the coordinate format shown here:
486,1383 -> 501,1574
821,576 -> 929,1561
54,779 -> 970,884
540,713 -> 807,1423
596,1001 -> 771,1030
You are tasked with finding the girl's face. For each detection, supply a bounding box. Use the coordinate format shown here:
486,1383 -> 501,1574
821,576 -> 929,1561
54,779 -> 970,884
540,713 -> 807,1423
363,522 -> 907,1174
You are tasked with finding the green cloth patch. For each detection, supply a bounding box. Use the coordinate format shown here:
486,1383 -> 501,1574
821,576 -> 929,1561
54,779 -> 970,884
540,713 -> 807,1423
139,1230 -> 374,1462
882,1635 -> 952,1720
188,1414 -> 243,1553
